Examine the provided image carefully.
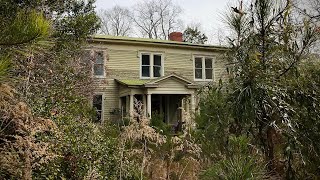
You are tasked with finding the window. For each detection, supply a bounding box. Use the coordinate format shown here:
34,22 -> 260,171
194,56 -> 213,80
93,52 -> 104,77
141,53 -> 163,78
93,94 -> 103,121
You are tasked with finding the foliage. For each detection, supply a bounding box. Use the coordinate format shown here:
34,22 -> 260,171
282,62 -> 320,178
0,1 -> 56,179
0,10 -> 50,46
120,103 -> 202,179
194,85 -> 232,161
201,136 -> 266,180
0,84 -> 56,179
183,26 -> 208,44
0,0 -> 113,179
151,112 -> 172,135
195,0 -> 320,178
35,120 -> 121,179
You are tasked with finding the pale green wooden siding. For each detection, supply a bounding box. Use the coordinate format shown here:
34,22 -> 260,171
165,53 -> 193,80
89,42 -> 228,121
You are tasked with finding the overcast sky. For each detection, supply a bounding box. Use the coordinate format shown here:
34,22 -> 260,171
94,0 -> 239,44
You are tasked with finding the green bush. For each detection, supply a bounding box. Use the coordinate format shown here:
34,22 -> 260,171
34,120 -> 121,179
200,156 -> 265,180
151,112 -> 172,135
200,136 -> 266,180
194,85 -> 232,161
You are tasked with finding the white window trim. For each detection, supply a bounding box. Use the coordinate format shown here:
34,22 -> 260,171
93,93 -> 104,122
139,52 -> 164,79
193,56 -> 215,81
93,51 -> 106,78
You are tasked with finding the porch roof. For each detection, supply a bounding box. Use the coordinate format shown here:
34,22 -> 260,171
116,79 -> 151,86
115,73 -> 199,89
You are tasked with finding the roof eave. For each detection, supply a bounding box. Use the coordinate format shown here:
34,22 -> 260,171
186,84 -> 200,89
89,37 -> 229,51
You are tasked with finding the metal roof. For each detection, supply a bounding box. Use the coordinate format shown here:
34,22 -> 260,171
90,35 -> 229,51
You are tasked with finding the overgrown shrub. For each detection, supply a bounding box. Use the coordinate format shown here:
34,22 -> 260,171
0,84 -> 56,179
200,136 -> 267,180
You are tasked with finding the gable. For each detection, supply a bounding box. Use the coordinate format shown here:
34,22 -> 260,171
157,77 -> 189,89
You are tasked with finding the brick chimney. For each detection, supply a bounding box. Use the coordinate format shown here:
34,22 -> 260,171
169,32 -> 183,42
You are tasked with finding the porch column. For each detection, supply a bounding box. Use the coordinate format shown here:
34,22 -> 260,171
186,97 -> 190,113
129,94 -> 134,116
147,93 -> 152,117
119,97 -> 122,116
181,98 -> 185,121
159,96 -> 163,115
118,97 -> 122,109
142,94 -> 147,116
165,96 -> 170,122
190,93 -> 195,114
126,96 -> 129,115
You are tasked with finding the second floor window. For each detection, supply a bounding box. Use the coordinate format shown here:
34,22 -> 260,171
194,56 -> 213,80
93,51 -> 104,77
141,53 -> 163,78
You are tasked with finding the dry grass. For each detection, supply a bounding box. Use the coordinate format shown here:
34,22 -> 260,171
119,100 -> 202,180
0,83 -> 57,179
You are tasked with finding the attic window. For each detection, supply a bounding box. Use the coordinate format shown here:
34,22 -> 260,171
93,51 -> 105,77
141,53 -> 163,78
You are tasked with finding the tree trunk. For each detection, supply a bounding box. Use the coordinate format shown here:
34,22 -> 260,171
266,126 -> 275,173
22,148 -> 32,180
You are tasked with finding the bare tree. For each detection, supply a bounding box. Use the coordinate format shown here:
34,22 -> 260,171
293,0 -> 320,20
98,6 -> 132,36
132,0 -> 183,40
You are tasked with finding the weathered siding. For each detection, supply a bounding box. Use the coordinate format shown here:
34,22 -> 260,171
88,41 -> 228,121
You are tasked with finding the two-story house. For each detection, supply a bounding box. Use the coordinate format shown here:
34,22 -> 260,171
87,32 -> 228,124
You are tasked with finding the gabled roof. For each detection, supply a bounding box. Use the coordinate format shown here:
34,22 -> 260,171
145,73 -> 193,85
115,73 -> 199,89
89,35 -> 228,51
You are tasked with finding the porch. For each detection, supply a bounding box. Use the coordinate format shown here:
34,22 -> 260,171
116,73 -> 198,124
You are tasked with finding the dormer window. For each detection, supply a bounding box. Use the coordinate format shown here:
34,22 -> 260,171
141,52 -> 163,78
93,51 -> 105,77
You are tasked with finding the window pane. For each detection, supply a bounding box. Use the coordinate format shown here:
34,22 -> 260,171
195,69 -> 202,79
205,58 -> 212,68
142,66 -> 150,77
142,54 -> 150,65
205,69 -> 213,79
154,55 -> 161,66
94,64 -> 104,76
154,66 -> 161,77
95,52 -> 104,64
195,58 -> 202,68
93,95 -> 102,110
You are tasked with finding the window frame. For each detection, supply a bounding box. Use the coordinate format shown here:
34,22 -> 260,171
193,56 -> 214,81
92,93 -> 104,122
139,52 -> 164,79
93,51 -> 106,78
